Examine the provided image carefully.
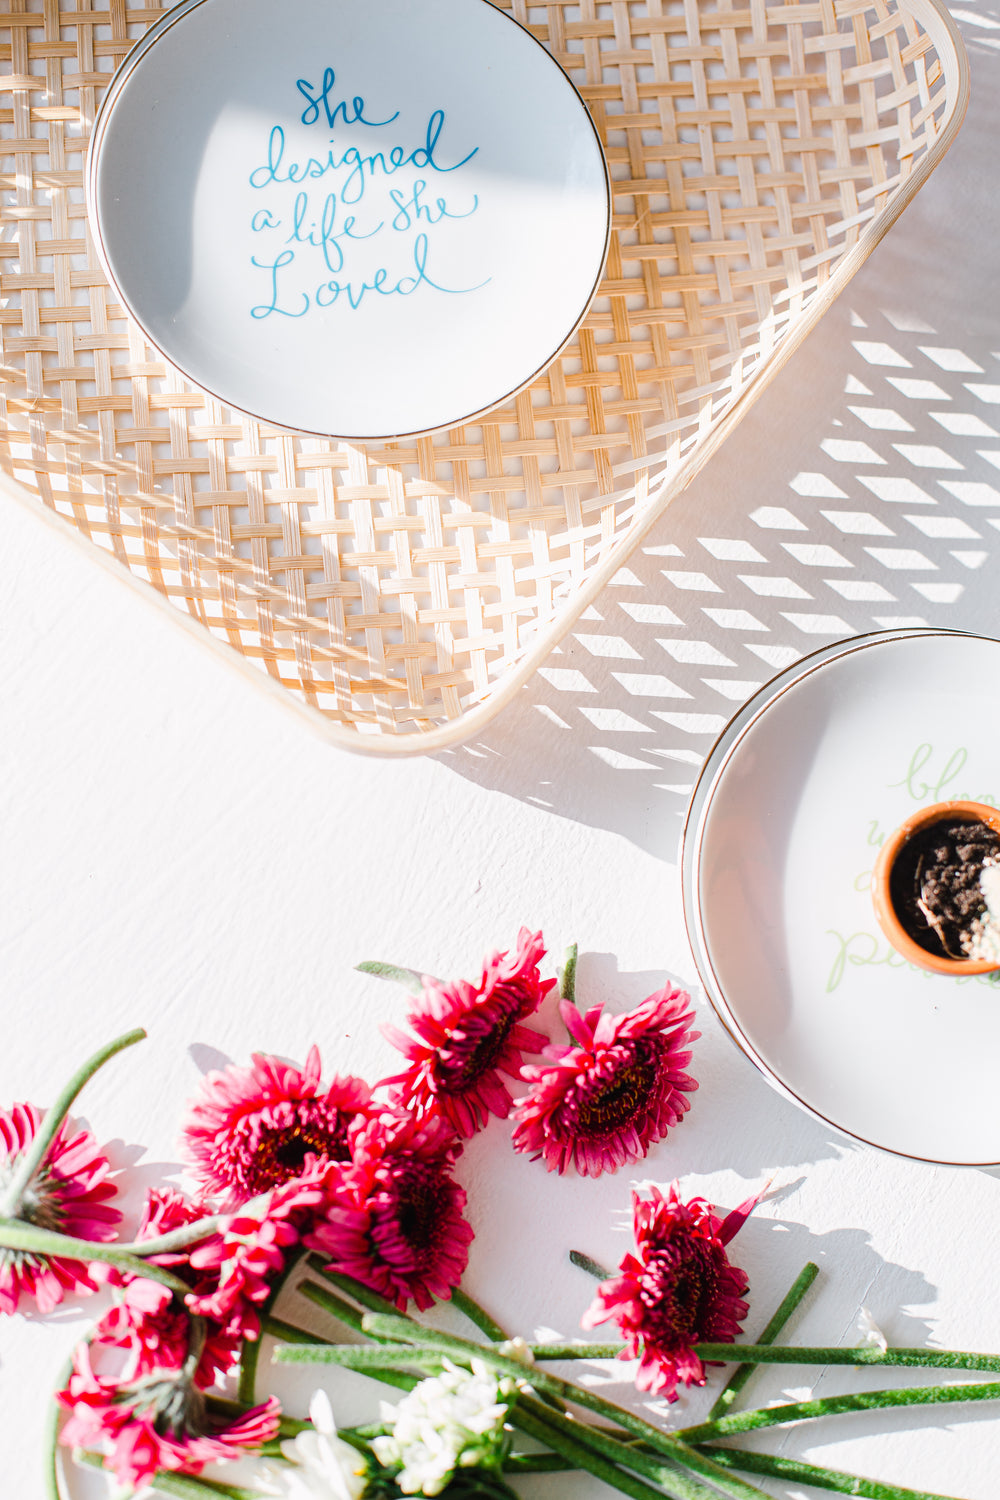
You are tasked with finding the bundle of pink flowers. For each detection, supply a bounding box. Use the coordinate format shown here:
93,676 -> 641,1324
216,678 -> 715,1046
0,930 -> 733,1493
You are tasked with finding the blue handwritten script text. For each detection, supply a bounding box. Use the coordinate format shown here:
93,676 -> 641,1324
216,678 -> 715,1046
251,233 -> 488,319
246,70 -> 486,322
296,68 -> 400,130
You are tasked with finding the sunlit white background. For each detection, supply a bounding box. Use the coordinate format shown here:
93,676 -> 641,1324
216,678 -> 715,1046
4,1 -> 1000,1496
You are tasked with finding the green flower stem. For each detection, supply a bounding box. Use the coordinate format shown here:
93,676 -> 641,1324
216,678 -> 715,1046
269,1272 -> 434,1394
305,1255 -> 409,1320
343,1421 -> 390,1441
522,1394 -> 768,1500
264,1318 -> 421,1394
355,961 -> 426,995
649,1442 -> 775,1500
560,944 -> 579,1004
360,1312 -> 670,1447
570,1249 -> 612,1280
708,1261 -> 820,1419
313,1266 -> 566,1416
446,1282 -> 570,1415
677,1380 -> 1000,1444
74,1447 -> 258,1499
117,1218 -> 224,1256
272,1325 -> 742,1496
262,1314 -> 336,1346
335,1428 -> 382,1461
43,1398 -> 61,1500
505,1453 -> 575,1473
277,1417 -> 310,1440
350,1363 -> 421,1395
693,1343 -> 1000,1374
451,1285 -> 509,1342
695,1443 -> 968,1500
44,1355 -> 74,1500
530,1341 -> 626,1360
513,1400 -> 687,1500
143,1479 -> 261,1500
360,1314 -> 770,1495
270,1290 -> 425,1351
239,1251 -> 307,1405
295,1278 -> 446,1374
297,1275 -> 563,1414
237,1325 -> 265,1406
274,1341 -> 446,1371
0,1221 -> 190,1296
276,1336 -> 582,1448
300,1261 -> 483,1402
0,1028 -> 147,1219
298,1277 -> 370,1336
333,1367 -> 423,1397
529,1334 -> 1000,1382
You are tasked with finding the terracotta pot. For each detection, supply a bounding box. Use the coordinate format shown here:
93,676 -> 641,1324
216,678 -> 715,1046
872,799 -> 1000,974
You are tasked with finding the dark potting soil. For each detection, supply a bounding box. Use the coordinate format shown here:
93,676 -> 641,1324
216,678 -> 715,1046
889,817 -> 1000,959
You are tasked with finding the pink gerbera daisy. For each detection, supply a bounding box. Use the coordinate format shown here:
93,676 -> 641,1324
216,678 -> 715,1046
581,1181 -> 757,1401
95,1188 -> 244,1382
306,1112 -> 473,1311
96,1278 -> 199,1384
510,988 -> 698,1176
59,1339 -> 280,1491
380,928 -> 555,1136
0,1102 -> 121,1314
180,1047 -> 372,1204
187,1158 -> 336,1336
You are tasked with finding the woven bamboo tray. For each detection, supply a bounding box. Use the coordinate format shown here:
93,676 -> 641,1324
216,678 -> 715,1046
0,0 -> 969,754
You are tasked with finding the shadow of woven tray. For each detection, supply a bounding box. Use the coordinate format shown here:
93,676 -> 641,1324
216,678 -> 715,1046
0,0 -> 969,753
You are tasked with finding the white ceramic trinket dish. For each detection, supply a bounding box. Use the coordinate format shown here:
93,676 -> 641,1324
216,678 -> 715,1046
87,0 -> 611,440
682,630 -> 1000,1168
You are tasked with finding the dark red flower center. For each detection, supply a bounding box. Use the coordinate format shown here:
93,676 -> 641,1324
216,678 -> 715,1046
372,1160 -> 452,1270
575,1039 -> 661,1138
638,1238 -> 720,1347
435,990 -> 524,1093
243,1109 -> 351,1195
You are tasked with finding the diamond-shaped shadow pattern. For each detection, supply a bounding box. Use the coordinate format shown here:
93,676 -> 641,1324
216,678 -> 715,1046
446,296 -> 1000,856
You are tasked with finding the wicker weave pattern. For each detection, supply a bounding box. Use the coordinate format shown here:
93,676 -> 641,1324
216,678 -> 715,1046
0,0 -> 963,745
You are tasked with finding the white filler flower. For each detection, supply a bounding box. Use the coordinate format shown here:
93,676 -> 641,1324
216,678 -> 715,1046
261,1389 -> 369,1500
966,862 -> 1000,964
372,1358 -> 514,1496
854,1306 -> 889,1354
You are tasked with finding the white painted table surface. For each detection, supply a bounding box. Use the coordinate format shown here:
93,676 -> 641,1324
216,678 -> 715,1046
4,4 -> 1000,1496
